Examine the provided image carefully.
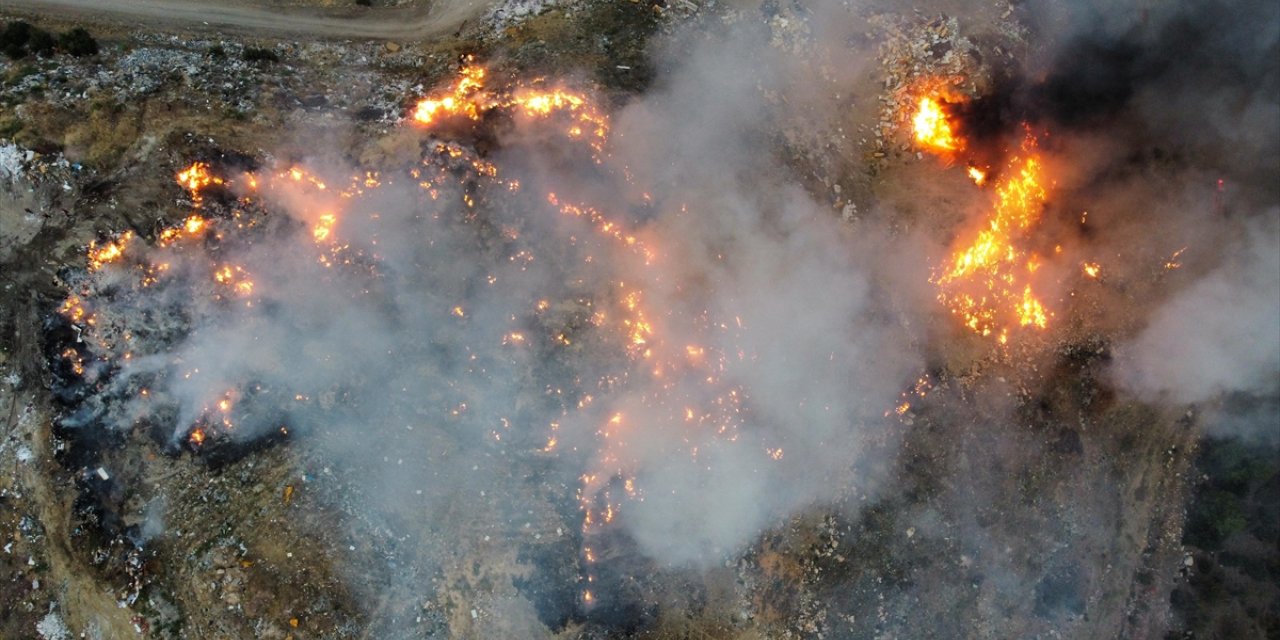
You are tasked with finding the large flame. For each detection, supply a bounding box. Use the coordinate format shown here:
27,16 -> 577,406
411,63 -> 488,125
410,62 -> 610,158
906,85 -> 1059,342
933,134 -> 1052,341
913,96 -> 962,153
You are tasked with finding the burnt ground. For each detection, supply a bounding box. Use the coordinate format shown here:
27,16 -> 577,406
2,1 -> 1277,639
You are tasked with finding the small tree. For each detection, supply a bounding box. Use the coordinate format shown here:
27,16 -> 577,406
58,27 -> 99,57
1,21 -> 33,59
28,29 -> 55,57
242,47 -> 280,63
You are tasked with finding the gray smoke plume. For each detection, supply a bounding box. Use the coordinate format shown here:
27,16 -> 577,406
62,6 -> 924,582
1113,215 -> 1280,405
51,0 -> 1280,635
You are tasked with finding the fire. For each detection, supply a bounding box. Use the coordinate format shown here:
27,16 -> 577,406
1017,284 -> 1048,328
61,348 -> 85,376
904,77 -> 1072,340
183,215 -> 206,235
64,65 -> 769,603
913,96 -> 961,153
87,232 -> 134,271
313,213 -> 337,242
933,134 -> 1053,338
176,162 -> 221,191
176,162 -> 224,204
512,87 -> 610,152
967,166 -> 986,185
59,296 -> 88,323
159,215 -> 208,246
1082,262 -> 1101,279
411,63 -> 488,125
412,63 -> 609,157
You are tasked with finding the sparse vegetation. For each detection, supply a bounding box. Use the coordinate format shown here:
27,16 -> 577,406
58,27 -> 99,57
242,47 -> 279,64
0,21 -> 99,59
1,21 -> 45,59
27,27 -> 55,57
1184,438 -> 1278,551
61,97 -> 142,166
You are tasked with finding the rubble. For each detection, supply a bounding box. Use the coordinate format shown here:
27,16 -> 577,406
0,2 -> 1265,639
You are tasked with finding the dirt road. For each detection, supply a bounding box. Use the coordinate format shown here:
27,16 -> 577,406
1,0 -> 495,40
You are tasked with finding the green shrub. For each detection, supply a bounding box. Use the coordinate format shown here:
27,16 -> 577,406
1,21 -> 54,60
1186,490 -> 1247,551
242,47 -> 279,63
58,27 -> 99,57
29,29 -> 54,57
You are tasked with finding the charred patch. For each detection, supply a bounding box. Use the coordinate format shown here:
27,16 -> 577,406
578,527 -> 661,634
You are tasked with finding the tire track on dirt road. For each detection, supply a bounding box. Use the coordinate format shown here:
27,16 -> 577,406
1,0 -> 495,41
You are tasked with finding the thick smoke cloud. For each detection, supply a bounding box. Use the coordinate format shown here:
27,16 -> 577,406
1114,215 -> 1280,405
64,3 -> 922,581
537,29 -> 919,564
1018,0 -> 1280,432
54,0 -> 1279,633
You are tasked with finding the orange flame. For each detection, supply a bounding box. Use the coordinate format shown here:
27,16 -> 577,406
411,63 -> 609,157
411,64 -> 488,125
87,231 -> 134,271
913,96 -> 961,153
176,162 -> 224,204
313,213 -> 337,242
934,135 -> 1053,338
967,166 -> 986,185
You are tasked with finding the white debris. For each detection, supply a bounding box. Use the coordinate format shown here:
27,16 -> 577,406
95,467 -> 110,481
484,0 -> 570,28
16,446 -> 34,463
841,203 -> 857,222
36,609 -> 70,640
0,143 -> 25,183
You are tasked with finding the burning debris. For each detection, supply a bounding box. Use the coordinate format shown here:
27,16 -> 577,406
43,44 -> 928,628
3,0 -> 1277,638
